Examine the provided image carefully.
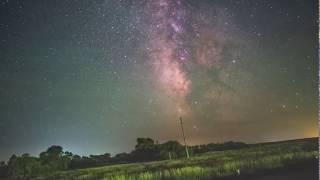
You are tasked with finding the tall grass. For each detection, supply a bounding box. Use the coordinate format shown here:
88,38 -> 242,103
102,151 -> 317,180
40,138 -> 318,180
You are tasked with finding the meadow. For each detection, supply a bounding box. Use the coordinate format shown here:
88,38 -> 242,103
34,138 -> 318,180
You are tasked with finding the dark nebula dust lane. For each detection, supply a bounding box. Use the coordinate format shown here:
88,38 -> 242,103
0,0 -> 317,161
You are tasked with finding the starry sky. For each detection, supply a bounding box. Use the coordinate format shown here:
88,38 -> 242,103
0,0 -> 317,161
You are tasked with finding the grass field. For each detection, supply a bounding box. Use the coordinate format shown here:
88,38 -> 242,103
37,138 -> 318,180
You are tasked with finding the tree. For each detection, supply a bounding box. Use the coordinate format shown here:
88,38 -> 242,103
39,145 -> 69,171
159,140 -> 185,159
112,153 -> 131,164
7,154 -> 20,177
131,138 -> 159,162
6,154 -> 41,178
90,153 -> 111,166
0,161 -> 7,178
135,138 -> 155,150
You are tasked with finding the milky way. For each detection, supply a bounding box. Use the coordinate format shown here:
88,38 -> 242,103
142,0 -> 230,117
144,0 -> 191,116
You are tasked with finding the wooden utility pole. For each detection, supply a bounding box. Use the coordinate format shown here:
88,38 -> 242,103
179,116 -> 190,159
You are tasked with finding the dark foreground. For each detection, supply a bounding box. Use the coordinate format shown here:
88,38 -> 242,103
224,160 -> 318,180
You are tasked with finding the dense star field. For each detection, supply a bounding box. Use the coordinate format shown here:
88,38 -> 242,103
0,0 -> 317,161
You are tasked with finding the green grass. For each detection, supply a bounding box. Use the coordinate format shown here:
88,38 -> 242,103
37,138 -> 318,180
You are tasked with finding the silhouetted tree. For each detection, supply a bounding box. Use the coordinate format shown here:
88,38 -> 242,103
158,140 -> 185,159
39,145 -> 71,171
0,161 -> 7,178
131,138 -> 159,162
112,153 -> 131,164
6,153 -> 41,178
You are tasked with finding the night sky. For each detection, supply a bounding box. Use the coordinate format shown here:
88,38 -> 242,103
0,0 -> 317,161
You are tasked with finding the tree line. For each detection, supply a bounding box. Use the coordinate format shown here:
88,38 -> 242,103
0,138 -> 247,179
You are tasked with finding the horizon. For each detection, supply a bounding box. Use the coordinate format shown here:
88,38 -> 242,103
1,136 -> 317,162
